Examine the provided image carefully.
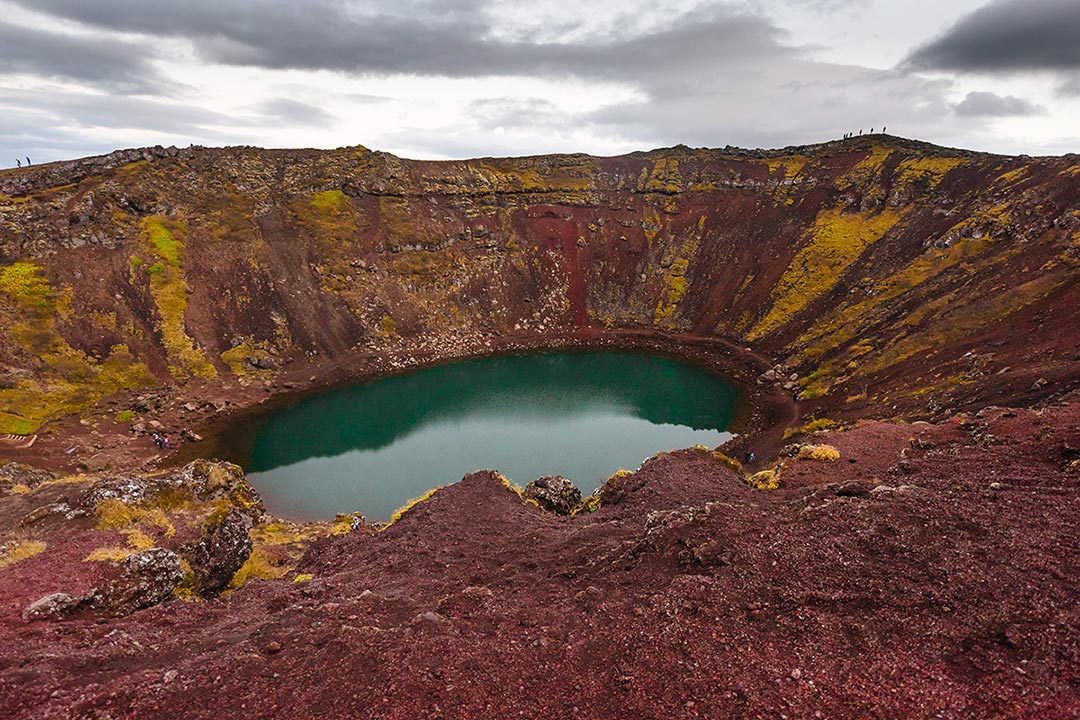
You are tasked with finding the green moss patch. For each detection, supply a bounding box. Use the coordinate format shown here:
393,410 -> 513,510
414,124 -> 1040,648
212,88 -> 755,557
0,262 -> 52,308
138,217 -> 217,381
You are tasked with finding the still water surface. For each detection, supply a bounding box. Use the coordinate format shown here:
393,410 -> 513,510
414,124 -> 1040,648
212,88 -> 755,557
220,352 -> 738,520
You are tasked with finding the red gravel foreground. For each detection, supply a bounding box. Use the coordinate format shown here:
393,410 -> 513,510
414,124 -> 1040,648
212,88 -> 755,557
1,400 -> 1078,719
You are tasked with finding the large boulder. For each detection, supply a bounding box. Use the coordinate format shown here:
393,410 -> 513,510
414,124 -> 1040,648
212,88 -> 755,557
99,548 -> 183,615
523,475 -> 582,515
180,509 -> 253,596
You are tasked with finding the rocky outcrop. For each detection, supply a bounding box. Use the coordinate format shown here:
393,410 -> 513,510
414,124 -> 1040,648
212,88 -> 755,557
180,509 -> 253,596
22,548 -> 184,620
21,590 -> 97,621
98,548 -> 184,615
523,475 -> 582,515
75,461 -> 264,522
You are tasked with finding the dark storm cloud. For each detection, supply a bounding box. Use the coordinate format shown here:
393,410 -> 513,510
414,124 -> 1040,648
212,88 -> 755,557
905,0 -> 1080,73
11,0 -> 785,84
953,91 -> 1043,117
254,99 -> 336,127
0,19 -> 162,93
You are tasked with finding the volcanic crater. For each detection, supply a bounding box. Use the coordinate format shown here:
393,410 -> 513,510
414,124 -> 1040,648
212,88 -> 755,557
0,136 -> 1078,718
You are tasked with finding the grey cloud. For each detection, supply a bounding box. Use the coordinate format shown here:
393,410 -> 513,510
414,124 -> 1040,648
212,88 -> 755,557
953,91 -> 1043,117
0,90 -> 232,135
0,88 -> 252,165
378,61 -> 969,160
587,64 -> 955,150
0,88 -> 246,169
0,19 -> 163,93
905,0 -> 1080,73
1057,75 -> 1080,97
254,99 -> 336,127
12,0 -> 786,84
466,98 -> 567,130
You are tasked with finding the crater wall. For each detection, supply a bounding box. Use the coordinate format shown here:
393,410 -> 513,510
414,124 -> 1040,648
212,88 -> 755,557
0,137 -> 1077,436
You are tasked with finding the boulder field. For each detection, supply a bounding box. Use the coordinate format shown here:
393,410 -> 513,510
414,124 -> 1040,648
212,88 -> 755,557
0,137 -> 1078,717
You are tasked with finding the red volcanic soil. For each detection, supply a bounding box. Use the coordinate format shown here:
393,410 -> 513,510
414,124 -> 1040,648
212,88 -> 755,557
1,398 -> 1077,719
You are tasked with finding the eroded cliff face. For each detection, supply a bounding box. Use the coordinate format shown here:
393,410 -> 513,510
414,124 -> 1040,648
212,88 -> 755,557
1,137 -> 1077,439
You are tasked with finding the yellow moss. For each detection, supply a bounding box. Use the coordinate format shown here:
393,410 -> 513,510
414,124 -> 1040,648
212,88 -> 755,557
1061,165 -> 1080,177
749,208 -> 900,339
764,155 -> 806,180
39,474 -> 93,487
497,474 -> 525,497
310,190 -> 349,214
837,146 -> 893,190
747,469 -> 780,490
383,486 -> 441,529
175,558 -> 197,599
251,521 -> 313,546
709,451 -> 743,473
471,160 -> 597,200
798,444 -> 841,461
96,344 -> 158,391
641,158 -> 683,194
0,540 -> 46,569
146,219 -> 181,266
0,341 -> 156,433
94,499 -> 175,536
10,484 -> 30,494
330,514 -> 359,535
855,270 -> 1071,379
139,217 -> 217,381
220,338 -> 277,384
654,257 -> 690,327
783,418 -> 839,439
570,494 -> 601,516
122,528 -> 156,551
793,234 -> 993,363
376,197 -> 427,250
996,167 -> 1028,185
895,156 -> 966,188
94,499 -> 135,529
84,525 -> 157,562
201,189 -> 259,244
292,573 -> 314,583
227,547 -> 290,590
379,314 -> 399,340
84,546 -> 130,562
0,261 -> 52,308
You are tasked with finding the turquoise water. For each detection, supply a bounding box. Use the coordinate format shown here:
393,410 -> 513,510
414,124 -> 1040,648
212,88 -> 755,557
221,352 -> 738,520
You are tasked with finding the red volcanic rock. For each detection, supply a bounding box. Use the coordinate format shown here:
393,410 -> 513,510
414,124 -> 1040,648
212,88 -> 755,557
523,474 -> 582,514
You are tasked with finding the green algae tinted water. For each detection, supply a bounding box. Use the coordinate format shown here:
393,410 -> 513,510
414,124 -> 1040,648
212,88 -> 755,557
226,352 -> 738,521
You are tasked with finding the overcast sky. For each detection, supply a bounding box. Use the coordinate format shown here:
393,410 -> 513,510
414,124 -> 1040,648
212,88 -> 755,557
1,0 -> 1078,165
